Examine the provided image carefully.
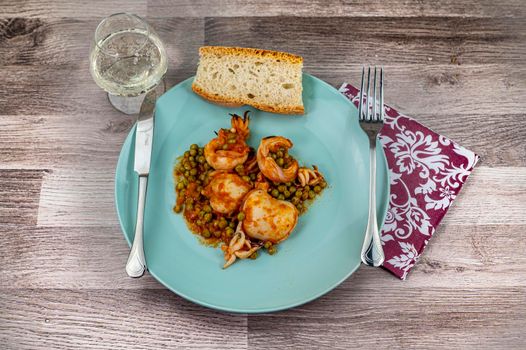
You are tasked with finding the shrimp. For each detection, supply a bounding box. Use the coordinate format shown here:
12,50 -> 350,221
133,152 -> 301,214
204,112 -> 251,170
256,136 -> 299,183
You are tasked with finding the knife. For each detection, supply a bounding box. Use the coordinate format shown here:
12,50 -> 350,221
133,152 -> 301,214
125,89 -> 156,278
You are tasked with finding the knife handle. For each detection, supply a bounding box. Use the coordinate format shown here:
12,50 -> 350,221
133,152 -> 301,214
126,175 -> 148,278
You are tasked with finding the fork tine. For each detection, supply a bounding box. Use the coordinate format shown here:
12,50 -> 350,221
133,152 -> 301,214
380,68 -> 384,122
365,67 -> 371,121
358,67 -> 365,121
373,67 -> 377,122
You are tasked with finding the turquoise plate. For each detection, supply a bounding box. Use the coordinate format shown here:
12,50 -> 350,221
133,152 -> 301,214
115,74 -> 389,313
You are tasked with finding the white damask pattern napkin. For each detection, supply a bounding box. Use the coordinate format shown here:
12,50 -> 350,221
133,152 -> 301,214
340,83 -> 479,279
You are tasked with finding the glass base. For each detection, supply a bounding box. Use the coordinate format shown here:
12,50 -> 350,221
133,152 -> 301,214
107,80 -> 166,115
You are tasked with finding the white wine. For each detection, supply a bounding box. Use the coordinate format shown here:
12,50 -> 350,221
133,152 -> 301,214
90,28 -> 167,97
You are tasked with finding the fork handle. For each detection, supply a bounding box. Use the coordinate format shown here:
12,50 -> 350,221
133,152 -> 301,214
126,175 -> 148,277
360,141 -> 385,267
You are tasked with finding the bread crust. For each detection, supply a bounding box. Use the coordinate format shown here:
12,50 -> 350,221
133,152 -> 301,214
193,46 -> 304,115
192,82 -> 304,115
199,46 -> 303,65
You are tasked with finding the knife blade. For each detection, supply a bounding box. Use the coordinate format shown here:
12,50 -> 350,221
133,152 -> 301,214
126,89 -> 157,278
134,89 -> 156,175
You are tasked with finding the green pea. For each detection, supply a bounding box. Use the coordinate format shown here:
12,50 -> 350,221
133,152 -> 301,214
184,163 -> 192,170
268,245 -> 277,255
184,151 -> 190,158
276,158 -> 284,166
213,231 -> 221,238
198,148 -> 204,155
190,161 -> 197,168
289,186 -> 296,193
199,174 -> 206,182
250,173 -> 256,181
250,251 -> 258,260
185,198 -> 194,205
296,203 -> 303,211
284,190 -> 291,198
202,229 -> 211,238
320,181 -> 327,188
304,185 -> 311,192
302,192 -> 309,200
204,213 -> 212,222
189,149 -> 196,157
271,189 -> 279,197
197,156 -> 205,163
314,185 -> 322,193
188,175 -> 196,182
173,205 -> 182,213
226,227 -> 235,237
198,211 -> 205,218
271,153 -> 277,159
227,138 -> 236,144
176,182 -> 185,191
237,212 -> 245,221
190,168 -> 197,176
196,219 -> 202,226
278,194 -> 285,200
235,164 -> 244,174
276,151 -> 284,158
186,203 -> 194,211
221,144 -> 229,150
264,241 -> 272,249
203,205 -> 212,213
291,197 -> 300,205
218,220 -> 227,229
190,144 -> 199,150
189,156 -> 195,162
242,175 -> 251,182
229,222 -> 236,228
278,185 -> 286,193
295,190 -> 302,198
204,163 -> 210,170
309,190 -> 316,199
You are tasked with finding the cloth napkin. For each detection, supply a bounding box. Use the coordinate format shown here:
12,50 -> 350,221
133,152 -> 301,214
339,83 -> 480,279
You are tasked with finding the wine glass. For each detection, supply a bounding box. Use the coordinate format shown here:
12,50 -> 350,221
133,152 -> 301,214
89,13 -> 167,114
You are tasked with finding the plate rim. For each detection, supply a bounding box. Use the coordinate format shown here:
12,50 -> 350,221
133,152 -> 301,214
114,73 -> 390,313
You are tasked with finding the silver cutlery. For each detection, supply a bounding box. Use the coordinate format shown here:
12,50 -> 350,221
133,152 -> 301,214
125,89 -> 157,277
358,67 -> 385,267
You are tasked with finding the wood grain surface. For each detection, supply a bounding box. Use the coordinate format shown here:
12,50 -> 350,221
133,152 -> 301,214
0,1 -> 525,349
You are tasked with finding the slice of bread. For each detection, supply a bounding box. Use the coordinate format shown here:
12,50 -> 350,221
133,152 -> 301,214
192,46 -> 304,115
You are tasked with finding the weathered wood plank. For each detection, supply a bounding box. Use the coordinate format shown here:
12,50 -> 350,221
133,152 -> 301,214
0,64 -> 523,120
1,0 -> 525,18
34,167 -> 526,227
148,0 -> 526,18
1,223 -> 523,289
1,17 -> 524,67
205,17 -> 526,65
0,169 -> 45,225
247,287 -> 526,349
0,17 -> 203,66
0,114 -> 133,169
0,289 -> 247,350
0,0 -> 147,18
0,226 -> 161,289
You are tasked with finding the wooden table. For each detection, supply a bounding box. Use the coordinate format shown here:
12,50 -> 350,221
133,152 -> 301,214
1,1 -> 525,349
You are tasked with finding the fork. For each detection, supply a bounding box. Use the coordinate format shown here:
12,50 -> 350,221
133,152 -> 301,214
358,67 -> 385,267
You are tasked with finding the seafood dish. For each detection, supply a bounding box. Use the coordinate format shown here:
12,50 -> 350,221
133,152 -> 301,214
172,111 -> 327,268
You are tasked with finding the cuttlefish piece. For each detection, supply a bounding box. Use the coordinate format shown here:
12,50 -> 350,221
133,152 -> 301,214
298,165 -> 324,187
204,113 -> 251,170
256,136 -> 299,183
203,172 -> 252,215
223,222 -> 261,269
241,189 -> 299,243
